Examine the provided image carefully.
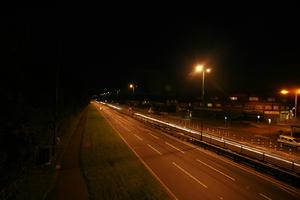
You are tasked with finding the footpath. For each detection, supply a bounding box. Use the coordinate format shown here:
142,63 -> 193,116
45,110 -> 89,200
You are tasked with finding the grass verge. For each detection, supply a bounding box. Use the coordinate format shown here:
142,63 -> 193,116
81,105 -> 170,200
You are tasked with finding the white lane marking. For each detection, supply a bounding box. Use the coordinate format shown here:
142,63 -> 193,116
147,144 -> 162,155
165,142 -> 185,154
188,141 -> 300,197
172,162 -> 207,188
100,105 -> 300,198
196,159 -> 235,181
259,193 -> 272,200
147,132 -> 159,139
120,124 -> 131,132
134,134 -> 143,141
101,113 -> 178,200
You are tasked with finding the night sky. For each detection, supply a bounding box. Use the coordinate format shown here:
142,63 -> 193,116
4,6 -> 300,98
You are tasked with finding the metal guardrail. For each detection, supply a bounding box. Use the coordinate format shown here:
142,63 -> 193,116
133,112 -> 300,187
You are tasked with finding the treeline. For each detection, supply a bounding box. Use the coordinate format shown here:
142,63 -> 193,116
0,65 -> 89,189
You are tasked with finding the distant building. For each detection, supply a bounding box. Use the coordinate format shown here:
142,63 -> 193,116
187,94 -> 291,122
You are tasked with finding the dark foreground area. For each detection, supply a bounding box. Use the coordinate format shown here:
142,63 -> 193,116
1,104 -> 170,200
0,66 -> 89,199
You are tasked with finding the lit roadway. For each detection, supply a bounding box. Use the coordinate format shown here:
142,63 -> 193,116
94,103 -> 300,200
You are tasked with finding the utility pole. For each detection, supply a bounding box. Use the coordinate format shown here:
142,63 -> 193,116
53,64 -> 60,159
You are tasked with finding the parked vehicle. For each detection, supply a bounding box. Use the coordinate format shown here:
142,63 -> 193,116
277,135 -> 300,149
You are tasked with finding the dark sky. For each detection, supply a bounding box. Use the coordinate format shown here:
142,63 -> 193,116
4,6 -> 300,98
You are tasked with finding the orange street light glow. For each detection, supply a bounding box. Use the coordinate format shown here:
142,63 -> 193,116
281,90 -> 289,95
206,68 -> 211,73
281,89 -> 300,94
195,65 -> 203,72
129,84 -> 134,88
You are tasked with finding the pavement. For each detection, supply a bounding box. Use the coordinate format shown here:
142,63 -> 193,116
45,110 -> 89,200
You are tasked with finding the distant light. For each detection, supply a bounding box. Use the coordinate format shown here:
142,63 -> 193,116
267,98 -> 275,102
129,84 -> 134,88
281,89 -> 300,95
195,65 -> 203,72
207,103 -> 213,107
268,118 -> 271,124
257,115 -> 260,119
281,89 -> 289,95
229,96 -> 238,101
249,96 -> 259,101
206,68 -> 211,73
225,116 -> 227,120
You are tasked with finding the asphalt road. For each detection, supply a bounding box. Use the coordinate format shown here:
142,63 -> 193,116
95,103 -> 300,200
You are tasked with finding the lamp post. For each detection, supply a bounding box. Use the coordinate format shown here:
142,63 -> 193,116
129,83 -> 135,95
257,115 -> 260,123
194,64 -> 211,141
296,91 -> 298,118
268,118 -> 272,134
195,64 -> 211,102
281,89 -> 300,118
53,64 -> 60,159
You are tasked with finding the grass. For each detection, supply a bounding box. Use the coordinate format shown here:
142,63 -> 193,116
81,105 -> 170,200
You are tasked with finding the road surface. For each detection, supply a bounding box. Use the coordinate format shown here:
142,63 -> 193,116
118,104 -> 300,160
95,102 -> 300,200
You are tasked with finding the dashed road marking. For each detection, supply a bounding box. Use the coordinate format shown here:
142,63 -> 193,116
172,162 -> 207,188
147,132 -> 159,139
196,159 -> 235,181
133,134 -> 143,141
147,144 -> 162,155
166,142 -> 185,153
259,193 -> 272,200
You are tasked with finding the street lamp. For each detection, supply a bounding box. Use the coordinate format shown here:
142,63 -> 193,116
195,64 -> 211,101
194,64 -> 211,141
268,118 -> 272,134
129,83 -> 135,95
257,115 -> 260,123
281,89 -> 300,118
